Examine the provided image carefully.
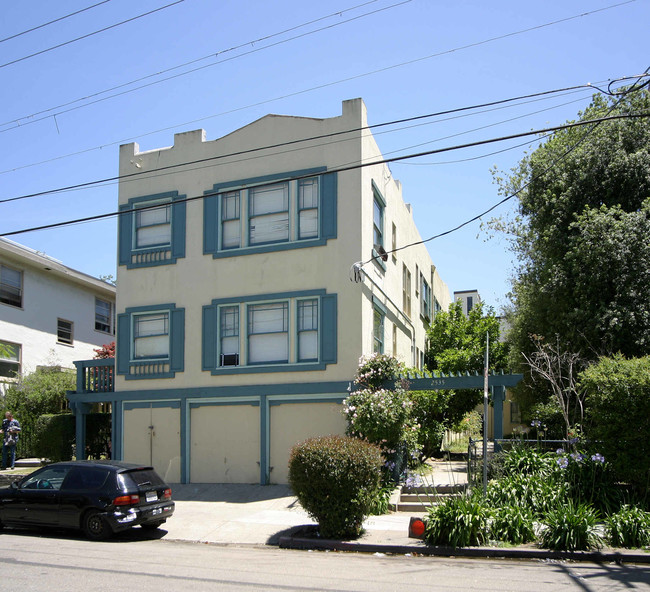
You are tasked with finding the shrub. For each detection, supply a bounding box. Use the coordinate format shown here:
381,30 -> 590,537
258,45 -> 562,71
581,354 -> 650,488
484,473 -> 566,518
606,506 -> 650,548
424,495 -> 490,548
288,435 -> 382,539
33,413 -> 75,462
540,501 -> 603,551
494,446 -> 556,478
489,505 -> 536,545
409,391 -> 449,460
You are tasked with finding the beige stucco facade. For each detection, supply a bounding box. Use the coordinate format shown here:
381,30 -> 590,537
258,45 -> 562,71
110,99 -> 451,484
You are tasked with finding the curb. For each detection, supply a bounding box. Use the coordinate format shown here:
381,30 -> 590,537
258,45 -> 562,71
278,534 -> 650,563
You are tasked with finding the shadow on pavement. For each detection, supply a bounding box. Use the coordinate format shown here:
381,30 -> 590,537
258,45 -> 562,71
169,483 -> 296,504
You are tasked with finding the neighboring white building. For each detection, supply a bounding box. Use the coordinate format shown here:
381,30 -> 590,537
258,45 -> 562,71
454,289 -> 481,317
0,238 -> 116,395
69,98 -> 451,484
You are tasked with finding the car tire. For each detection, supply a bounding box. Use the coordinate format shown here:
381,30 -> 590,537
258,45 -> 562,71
140,521 -> 164,531
82,510 -> 111,541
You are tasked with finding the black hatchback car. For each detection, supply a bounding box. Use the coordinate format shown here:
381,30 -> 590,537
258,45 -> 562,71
0,460 -> 174,540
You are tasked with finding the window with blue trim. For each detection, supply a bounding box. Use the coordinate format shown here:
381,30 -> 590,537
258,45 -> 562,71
371,181 -> 387,271
420,273 -> 432,321
204,169 -> 337,258
203,291 -> 337,374
373,305 -> 385,354
118,192 -> 186,269
117,304 -> 185,379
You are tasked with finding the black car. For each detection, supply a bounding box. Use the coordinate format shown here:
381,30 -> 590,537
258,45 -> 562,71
0,460 -> 174,540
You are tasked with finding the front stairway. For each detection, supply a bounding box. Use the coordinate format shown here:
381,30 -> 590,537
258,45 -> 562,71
389,458 -> 469,513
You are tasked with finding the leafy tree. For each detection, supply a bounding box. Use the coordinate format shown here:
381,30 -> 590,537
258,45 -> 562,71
493,88 -> 650,371
425,300 -> 509,427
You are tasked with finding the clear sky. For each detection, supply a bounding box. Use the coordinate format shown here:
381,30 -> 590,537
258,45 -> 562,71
0,0 -> 647,310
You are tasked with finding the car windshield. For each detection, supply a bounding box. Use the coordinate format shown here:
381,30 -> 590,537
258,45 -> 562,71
21,467 -> 71,490
121,469 -> 165,489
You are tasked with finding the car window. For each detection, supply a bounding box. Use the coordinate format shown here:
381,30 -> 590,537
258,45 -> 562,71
122,469 -> 165,488
21,466 -> 71,491
61,467 -> 110,491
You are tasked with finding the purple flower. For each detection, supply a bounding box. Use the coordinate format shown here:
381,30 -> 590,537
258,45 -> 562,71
557,457 -> 569,469
591,453 -> 605,464
531,419 -> 542,428
556,448 -> 564,455
570,452 -> 585,463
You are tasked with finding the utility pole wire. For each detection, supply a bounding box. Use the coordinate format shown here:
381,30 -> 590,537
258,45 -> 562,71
1,111 -> 647,239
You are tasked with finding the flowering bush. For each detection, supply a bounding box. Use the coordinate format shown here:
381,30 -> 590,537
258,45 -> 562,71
353,353 -> 404,390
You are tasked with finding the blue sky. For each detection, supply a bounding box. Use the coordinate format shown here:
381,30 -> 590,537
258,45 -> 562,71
0,0 -> 647,310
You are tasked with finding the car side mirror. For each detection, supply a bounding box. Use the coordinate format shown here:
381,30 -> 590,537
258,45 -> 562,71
11,481 -> 19,490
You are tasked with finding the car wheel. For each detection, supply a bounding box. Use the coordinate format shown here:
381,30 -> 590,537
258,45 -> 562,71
140,521 -> 164,531
82,510 -> 111,541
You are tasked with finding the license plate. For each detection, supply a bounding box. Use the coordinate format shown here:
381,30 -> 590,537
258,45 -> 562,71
145,491 -> 157,503
152,508 -> 162,515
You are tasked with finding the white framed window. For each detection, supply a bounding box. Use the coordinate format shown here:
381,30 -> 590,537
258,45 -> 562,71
249,183 -> 289,246
0,341 -> 21,379
221,191 -> 241,249
373,195 -> 384,249
391,222 -> 397,262
373,305 -> 384,354
57,319 -> 74,345
421,274 -> 431,320
219,305 -> 239,366
297,299 -> 318,361
298,179 -> 319,239
133,312 -> 169,359
95,298 -> 114,334
135,202 -> 171,249
0,264 -> 22,308
402,264 -> 411,318
248,301 -> 289,364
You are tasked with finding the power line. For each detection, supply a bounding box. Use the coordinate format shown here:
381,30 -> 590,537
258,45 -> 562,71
1,111 -> 647,239
0,0 -> 406,130
0,83 -> 605,204
0,0 -> 185,70
0,0 -> 113,44
0,0 -> 633,136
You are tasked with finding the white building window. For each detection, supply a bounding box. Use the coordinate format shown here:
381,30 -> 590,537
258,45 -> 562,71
373,195 -> 384,249
57,319 -> 74,345
0,341 -> 21,379
249,183 -> 289,245
219,306 -> 239,366
135,202 -> 171,249
133,312 -> 169,359
402,264 -> 411,318
297,299 -> 318,361
95,298 -> 114,334
248,302 -> 289,364
421,274 -> 431,320
298,179 -> 319,239
0,264 -> 22,308
221,191 -> 241,249
373,305 -> 384,354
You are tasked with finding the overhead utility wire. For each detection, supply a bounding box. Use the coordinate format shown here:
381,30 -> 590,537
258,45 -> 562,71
0,0 -> 408,130
1,111 -> 647,239
0,0 -> 185,70
0,0 -> 629,131
362,74 -> 650,265
0,0 -> 113,44
0,83 -> 606,204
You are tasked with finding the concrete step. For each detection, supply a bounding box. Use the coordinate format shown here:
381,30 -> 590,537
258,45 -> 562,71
14,458 -> 43,468
403,484 -> 467,495
400,492 -> 462,503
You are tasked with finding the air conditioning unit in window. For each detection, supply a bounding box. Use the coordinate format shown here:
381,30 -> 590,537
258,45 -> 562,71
220,353 -> 239,367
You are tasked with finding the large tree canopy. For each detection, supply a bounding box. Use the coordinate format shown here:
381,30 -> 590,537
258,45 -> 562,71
495,87 -> 650,366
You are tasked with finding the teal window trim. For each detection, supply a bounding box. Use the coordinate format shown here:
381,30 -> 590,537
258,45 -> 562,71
204,168 -> 337,258
202,290 -> 337,375
371,180 -> 386,272
372,297 -> 385,354
118,191 -> 186,269
117,303 -> 185,380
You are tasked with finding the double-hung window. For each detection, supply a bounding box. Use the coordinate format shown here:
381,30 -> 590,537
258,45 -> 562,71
249,183 -> 289,245
95,298 -> 114,334
0,264 -> 22,308
118,192 -> 186,269
117,304 -> 185,379
57,319 -> 74,345
0,341 -> 21,379
204,169 -> 337,258
420,274 -> 431,320
373,305 -> 385,354
202,291 -> 337,374
402,265 -> 411,318
248,302 -> 289,364
133,313 -> 169,359
373,196 -> 384,249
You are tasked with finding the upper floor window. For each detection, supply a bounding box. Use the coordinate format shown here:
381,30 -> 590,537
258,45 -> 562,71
467,296 -> 474,314
204,169 -> 337,259
117,304 -> 185,380
420,274 -> 432,321
118,192 -> 186,269
373,195 -> 384,249
373,305 -> 385,354
57,319 -> 74,345
402,264 -> 411,318
202,290 -> 337,375
0,264 -> 22,308
95,298 -> 114,334
0,341 -> 21,380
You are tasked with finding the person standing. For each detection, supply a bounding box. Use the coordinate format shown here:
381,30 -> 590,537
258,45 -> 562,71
1,411 -> 21,470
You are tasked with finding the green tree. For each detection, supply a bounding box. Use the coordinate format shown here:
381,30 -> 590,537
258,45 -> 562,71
493,88 -> 650,370
425,300 -> 509,427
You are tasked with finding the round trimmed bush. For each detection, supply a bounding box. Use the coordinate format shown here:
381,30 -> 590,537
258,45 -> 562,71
288,435 -> 383,539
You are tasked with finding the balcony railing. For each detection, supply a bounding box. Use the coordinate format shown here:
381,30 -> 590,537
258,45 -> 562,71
73,359 -> 115,394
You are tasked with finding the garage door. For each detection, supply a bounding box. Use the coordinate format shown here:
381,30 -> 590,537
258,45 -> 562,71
269,401 -> 347,484
123,403 -> 181,483
190,403 -> 260,483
